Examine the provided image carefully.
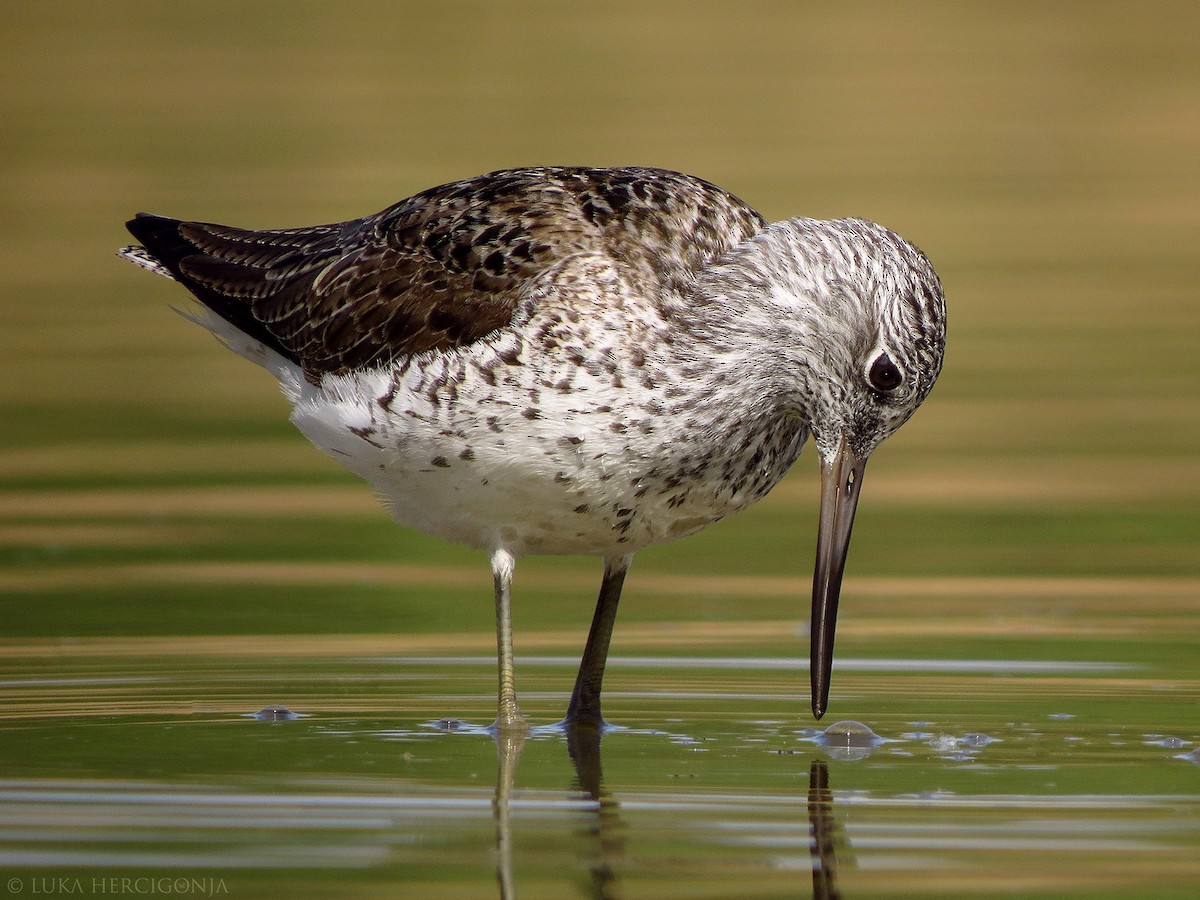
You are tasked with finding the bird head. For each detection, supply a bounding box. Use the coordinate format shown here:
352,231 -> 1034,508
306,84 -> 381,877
786,217 -> 945,718
704,217 -> 947,718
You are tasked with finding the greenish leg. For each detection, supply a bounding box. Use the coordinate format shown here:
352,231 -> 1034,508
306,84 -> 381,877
490,548 -> 527,732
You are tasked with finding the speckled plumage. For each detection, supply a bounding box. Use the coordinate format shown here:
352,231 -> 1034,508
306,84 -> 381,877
121,165 -> 947,725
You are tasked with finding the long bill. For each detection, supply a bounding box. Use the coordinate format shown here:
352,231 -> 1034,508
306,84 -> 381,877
811,440 -> 868,719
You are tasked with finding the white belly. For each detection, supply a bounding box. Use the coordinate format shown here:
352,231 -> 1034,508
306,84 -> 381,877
283,334 -> 805,558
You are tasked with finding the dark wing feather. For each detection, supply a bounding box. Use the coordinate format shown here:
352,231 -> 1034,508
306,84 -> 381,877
125,166 -> 766,379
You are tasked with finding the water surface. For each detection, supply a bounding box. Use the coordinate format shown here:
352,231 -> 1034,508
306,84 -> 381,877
2,645 -> 1197,898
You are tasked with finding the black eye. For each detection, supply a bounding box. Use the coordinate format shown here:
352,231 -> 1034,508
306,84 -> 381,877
868,353 -> 903,392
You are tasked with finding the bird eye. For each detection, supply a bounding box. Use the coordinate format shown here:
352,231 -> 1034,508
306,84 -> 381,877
868,353 -> 903,393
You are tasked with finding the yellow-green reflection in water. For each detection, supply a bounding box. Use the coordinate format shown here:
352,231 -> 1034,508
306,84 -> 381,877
3,1 -> 1200,897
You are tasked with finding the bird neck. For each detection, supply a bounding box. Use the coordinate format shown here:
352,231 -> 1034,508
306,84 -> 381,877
669,257 -> 827,432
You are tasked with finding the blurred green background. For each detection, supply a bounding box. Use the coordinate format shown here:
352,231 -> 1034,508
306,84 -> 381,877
2,1 -> 1198,649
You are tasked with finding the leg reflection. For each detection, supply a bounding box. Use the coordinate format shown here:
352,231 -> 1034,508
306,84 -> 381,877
492,726 -> 526,900
566,722 -> 625,899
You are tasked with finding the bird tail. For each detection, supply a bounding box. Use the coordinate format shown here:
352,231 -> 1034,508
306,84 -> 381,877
119,212 -> 313,381
120,212 -> 305,366
118,243 -> 176,280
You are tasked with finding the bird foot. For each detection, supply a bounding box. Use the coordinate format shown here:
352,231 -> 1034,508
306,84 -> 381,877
490,707 -> 529,734
557,706 -> 610,735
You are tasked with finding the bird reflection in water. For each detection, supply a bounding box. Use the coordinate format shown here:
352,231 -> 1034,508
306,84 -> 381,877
491,725 -> 525,900
807,759 -> 843,900
488,724 -> 858,899
488,722 -> 625,899
566,723 -> 625,899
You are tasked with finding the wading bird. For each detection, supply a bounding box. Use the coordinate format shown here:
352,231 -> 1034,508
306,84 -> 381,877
120,166 -> 946,727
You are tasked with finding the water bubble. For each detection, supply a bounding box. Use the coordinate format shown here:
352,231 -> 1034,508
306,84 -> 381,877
1147,736 -> 1190,749
245,705 -> 302,721
819,720 -> 886,747
805,720 -> 888,760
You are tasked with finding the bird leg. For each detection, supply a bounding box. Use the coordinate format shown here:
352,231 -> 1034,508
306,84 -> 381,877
490,549 -> 526,732
565,555 -> 631,727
